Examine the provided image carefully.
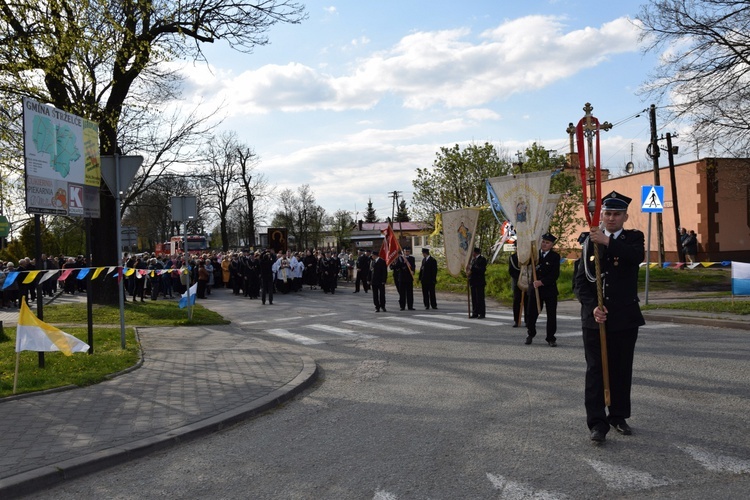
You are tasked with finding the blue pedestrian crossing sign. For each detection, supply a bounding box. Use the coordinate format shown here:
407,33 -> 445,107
641,185 -> 664,213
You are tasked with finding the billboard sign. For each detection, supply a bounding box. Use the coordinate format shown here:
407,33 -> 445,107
22,97 -> 101,216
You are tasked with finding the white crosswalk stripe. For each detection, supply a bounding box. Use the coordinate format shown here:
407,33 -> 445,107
585,459 -> 673,491
305,324 -> 378,339
343,320 -> 419,335
418,314 -> 505,326
265,328 -> 324,345
380,317 -> 469,330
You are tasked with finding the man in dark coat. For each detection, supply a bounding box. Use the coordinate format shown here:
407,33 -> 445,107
393,248 -> 415,310
418,248 -> 438,309
354,249 -> 370,293
524,233 -> 560,346
370,252 -> 387,312
574,190 -> 645,444
259,250 -> 275,305
468,247 -> 487,318
508,249 -> 523,327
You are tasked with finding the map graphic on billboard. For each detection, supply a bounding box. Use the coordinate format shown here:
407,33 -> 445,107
23,97 -> 101,216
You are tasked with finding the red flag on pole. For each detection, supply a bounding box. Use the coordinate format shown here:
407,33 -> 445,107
379,225 -> 401,266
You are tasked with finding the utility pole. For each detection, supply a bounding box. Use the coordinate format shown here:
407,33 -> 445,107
648,104 -> 665,265
515,150 -> 524,173
666,132 -> 681,261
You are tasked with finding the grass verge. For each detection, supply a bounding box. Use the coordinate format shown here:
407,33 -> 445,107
0,327 -> 139,398
0,300 -> 229,398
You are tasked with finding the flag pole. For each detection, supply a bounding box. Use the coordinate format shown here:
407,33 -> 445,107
577,102 -> 612,407
13,352 -> 20,394
529,241 -> 542,314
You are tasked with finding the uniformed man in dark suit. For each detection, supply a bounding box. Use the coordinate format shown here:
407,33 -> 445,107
508,249 -> 524,327
370,252 -> 387,312
574,191 -> 645,443
418,248 -> 438,309
524,233 -> 560,346
468,247 -> 487,318
393,247 -> 416,310
354,249 -> 370,293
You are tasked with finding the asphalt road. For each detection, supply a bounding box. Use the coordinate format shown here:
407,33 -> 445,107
31,283 -> 750,499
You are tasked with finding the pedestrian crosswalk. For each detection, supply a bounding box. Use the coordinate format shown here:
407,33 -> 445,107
255,311 -> 681,346
255,311 -> 559,345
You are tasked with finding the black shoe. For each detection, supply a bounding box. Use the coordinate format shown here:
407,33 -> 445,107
590,429 -> 607,443
408,308 -> 415,311
375,308 -> 380,312
524,336 -> 532,345
612,422 -> 632,435
548,340 -> 557,347
400,307 -> 405,311
425,306 -> 430,310
353,291 -> 359,293
470,314 -> 478,318
382,307 -> 387,312
432,306 -> 437,309
477,315 -> 485,319
512,323 -> 519,328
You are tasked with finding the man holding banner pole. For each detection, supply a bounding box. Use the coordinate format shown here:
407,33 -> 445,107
575,191 -> 645,443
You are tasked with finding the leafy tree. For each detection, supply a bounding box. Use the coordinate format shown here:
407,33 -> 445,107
518,143 -> 585,247
395,200 -> 410,222
330,210 -> 354,251
364,199 -> 378,223
638,1 -> 750,162
0,0 -> 306,302
412,142 -> 512,251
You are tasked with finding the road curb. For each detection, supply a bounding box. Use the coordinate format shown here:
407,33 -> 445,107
642,312 -> 750,331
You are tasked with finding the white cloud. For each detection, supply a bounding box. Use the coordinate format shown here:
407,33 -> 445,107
177,15 -> 644,115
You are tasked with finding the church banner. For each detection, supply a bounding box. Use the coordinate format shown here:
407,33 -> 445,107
442,208 -> 481,277
487,171 -> 552,265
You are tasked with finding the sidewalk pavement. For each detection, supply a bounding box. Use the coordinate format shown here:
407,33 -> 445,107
0,292 -> 318,499
0,289 -> 746,499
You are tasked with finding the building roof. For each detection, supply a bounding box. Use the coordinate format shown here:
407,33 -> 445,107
357,221 -> 431,232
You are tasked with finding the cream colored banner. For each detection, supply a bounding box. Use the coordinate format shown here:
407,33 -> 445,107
536,193 -> 560,248
487,171 -> 552,265
442,208 -> 481,277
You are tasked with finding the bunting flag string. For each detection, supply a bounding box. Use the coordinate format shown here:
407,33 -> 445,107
0,265 -> 190,290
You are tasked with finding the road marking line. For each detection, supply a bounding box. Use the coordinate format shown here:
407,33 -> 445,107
641,323 -> 680,329
265,328 -> 324,345
373,490 -> 398,500
380,317 -> 469,330
416,314 -> 505,326
678,444 -> 750,474
305,324 -> 377,339
585,459 -> 673,491
486,473 -> 568,499
343,320 -> 419,335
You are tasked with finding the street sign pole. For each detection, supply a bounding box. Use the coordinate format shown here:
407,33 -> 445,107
645,213 -> 652,305
641,184 -> 664,306
101,154 -> 143,349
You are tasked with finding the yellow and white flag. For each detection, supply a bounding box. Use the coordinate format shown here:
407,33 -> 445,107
15,298 -> 90,356
442,208 -> 481,277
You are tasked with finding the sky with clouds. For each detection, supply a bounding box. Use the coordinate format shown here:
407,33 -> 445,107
174,0 -> 685,222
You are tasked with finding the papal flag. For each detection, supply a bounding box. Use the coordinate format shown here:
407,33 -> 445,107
15,297 -> 90,355
731,261 -> 750,296
442,208 -> 481,277
487,171 -> 553,265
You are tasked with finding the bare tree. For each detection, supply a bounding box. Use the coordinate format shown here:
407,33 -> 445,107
638,1 -> 750,159
0,0 -> 306,301
235,142 -> 271,248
